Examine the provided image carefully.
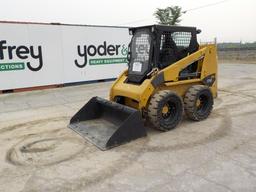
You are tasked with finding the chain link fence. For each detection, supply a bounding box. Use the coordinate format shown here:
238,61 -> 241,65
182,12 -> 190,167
200,40 -> 256,63
217,46 -> 256,63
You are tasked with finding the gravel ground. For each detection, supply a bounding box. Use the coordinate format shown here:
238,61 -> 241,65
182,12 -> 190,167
0,63 -> 256,192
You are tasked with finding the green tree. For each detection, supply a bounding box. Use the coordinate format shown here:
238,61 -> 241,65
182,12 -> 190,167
154,6 -> 183,26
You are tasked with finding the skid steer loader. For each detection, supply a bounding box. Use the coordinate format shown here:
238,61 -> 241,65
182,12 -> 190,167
69,25 -> 217,150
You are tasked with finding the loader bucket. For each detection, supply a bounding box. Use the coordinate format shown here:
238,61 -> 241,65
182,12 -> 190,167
68,97 -> 147,150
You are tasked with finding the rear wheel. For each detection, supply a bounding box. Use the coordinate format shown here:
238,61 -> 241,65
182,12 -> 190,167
184,85 -> 213,121
148,90 -> 183,131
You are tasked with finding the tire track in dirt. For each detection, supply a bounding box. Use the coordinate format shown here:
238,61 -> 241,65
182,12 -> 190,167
20,101 -> 230,191
2,116 -> 89,167
144,107 -> 232,152
6,137 -> 85,167
5,86 -> 256,192
21,138 -> 150,192
2,116 -> 150,192
6,110 -> 227,192
46,97 -> 235,192
0,116 -> 69,135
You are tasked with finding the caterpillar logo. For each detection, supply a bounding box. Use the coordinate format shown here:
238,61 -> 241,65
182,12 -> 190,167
0,40 -> 43,72
75,41 -> 128,68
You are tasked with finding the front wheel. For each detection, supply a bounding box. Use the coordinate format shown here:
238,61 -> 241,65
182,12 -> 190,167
184,85 -> 213,121
147,90 -> 183,131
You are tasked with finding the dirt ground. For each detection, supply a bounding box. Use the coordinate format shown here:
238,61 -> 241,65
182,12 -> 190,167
0,63 -> 256,192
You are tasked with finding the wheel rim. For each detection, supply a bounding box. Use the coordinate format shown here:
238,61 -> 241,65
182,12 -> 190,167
196,94 -> 209,115
161,101 -> 177,120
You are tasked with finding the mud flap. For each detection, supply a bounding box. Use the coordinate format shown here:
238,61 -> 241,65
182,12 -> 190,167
68,97 -> 147,150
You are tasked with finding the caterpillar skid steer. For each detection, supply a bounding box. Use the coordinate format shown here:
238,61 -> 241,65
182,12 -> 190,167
69,25 -> 217,150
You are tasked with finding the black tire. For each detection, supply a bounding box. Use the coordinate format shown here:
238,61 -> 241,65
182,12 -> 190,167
148,90 -> 183,131
184,85 -> 213,121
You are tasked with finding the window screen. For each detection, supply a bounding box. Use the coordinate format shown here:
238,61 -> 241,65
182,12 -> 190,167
131,32 -> 151,63
130,30 -> 152,73
159,32 -> 177,66
160,32 -> 173,50
171,32 -> 192,47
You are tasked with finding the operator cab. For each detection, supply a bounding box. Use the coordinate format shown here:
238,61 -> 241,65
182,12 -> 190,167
127,25 -> 201,84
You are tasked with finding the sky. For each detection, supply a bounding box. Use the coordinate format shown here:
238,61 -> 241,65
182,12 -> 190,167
1,0 -> 255,43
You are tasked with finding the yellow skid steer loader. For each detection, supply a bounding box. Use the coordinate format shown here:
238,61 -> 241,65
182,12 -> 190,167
69,25 -> 217,150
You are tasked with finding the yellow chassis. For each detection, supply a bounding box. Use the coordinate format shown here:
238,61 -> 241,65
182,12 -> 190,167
110,44 -> 217,110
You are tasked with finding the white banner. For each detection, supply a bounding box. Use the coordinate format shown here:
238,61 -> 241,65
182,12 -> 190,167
0,23 -> 63,90
0,22 -> 130,90
62,26 -> 130,83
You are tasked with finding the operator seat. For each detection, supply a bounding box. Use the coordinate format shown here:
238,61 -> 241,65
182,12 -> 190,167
159,36 -> 178,69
